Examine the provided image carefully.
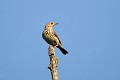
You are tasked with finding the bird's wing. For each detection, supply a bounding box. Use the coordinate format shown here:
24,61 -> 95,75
52,30 -> 62,44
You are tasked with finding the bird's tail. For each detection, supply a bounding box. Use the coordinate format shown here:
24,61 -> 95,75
57,46 -> 68,55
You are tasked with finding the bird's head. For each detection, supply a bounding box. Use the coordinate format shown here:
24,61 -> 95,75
45,22 -> 58,29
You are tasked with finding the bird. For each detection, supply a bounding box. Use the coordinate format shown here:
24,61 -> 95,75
42,22 -> 68,55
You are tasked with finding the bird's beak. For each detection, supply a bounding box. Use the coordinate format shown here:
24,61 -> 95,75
54,23 -> 58,25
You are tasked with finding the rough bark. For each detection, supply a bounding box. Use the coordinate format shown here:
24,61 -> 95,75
48,45 -> 59,80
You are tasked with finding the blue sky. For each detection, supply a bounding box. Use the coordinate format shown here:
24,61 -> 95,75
0,0 -> 120,80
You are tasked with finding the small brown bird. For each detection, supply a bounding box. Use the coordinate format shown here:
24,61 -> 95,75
42,22 -> 68,55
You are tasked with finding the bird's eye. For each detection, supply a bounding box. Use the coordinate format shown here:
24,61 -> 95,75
53,41 -> 57,45
51,23 -> 53,25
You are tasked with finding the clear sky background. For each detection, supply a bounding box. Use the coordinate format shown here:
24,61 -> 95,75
0,0 -> 120,80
